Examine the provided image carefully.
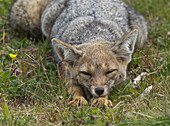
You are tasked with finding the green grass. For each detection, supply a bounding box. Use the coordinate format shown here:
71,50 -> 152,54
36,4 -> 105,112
0,0 -> 169,125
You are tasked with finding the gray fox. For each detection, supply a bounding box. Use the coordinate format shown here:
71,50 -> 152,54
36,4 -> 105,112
10,0 -> 148,107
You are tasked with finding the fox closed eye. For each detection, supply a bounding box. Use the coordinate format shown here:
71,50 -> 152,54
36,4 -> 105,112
106,69 -> 118,75
80,71 -> 91,77
79,71 -> 91,82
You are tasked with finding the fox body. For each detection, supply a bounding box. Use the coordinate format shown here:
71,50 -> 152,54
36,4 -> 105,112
10,0 -> 148,107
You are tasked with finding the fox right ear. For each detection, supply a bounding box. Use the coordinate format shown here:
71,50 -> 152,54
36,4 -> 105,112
52,38 -> 83,66
112,29 -> 138,63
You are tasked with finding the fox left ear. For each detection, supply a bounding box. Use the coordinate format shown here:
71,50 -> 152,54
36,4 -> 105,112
112,29 -> 138,63
52,38 -> 83,66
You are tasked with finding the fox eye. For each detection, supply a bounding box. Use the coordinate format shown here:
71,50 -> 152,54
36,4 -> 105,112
106,69 -> 117,75
80,71 -> 91,77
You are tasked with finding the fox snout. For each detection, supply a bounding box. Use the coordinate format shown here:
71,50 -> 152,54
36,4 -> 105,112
95,88 -> 104,96
90,85 -> 110,98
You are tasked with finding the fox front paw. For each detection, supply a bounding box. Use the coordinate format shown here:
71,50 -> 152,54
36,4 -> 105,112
92,97 -> 113,108
68,96 -> 88,107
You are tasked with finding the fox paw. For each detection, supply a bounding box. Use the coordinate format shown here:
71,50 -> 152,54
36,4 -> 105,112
68,96 -> 88,107
92,98 -> 113,108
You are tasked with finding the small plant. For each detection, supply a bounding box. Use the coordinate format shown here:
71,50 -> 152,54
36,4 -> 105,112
136,49 -> 156,80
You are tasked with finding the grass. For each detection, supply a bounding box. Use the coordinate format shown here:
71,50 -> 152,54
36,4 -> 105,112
0,0 -> 169,125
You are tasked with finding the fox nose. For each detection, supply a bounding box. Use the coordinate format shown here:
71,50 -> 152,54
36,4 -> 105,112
95,88 -> 104,96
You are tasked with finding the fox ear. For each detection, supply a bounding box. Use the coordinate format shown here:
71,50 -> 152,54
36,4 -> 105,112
52,38 -> 83,65
112,29 -> 138,63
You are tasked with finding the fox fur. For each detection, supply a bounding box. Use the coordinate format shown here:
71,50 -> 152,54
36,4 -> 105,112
10,0 -> 148,107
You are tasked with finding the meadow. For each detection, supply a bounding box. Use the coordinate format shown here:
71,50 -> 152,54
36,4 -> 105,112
0,0 -> 169,125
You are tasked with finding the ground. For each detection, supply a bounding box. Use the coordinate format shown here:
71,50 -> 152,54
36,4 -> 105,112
0,0 -> 170,125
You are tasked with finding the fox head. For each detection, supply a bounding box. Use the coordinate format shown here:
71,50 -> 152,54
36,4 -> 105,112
52,29 -> 138,98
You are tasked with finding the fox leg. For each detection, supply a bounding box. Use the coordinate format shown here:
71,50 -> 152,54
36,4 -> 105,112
68,84 -> 88,107
92,96 -> 113,108
41,0 -> 67,37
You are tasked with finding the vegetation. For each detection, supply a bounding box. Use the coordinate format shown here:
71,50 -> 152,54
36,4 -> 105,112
0,0 -> 169,125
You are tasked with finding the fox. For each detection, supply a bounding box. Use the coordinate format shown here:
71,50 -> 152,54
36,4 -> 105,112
10,0 -> 148,107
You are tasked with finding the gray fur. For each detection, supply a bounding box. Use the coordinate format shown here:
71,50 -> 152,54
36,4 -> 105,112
41,0 -> 67,37
10,0 -> 148,60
